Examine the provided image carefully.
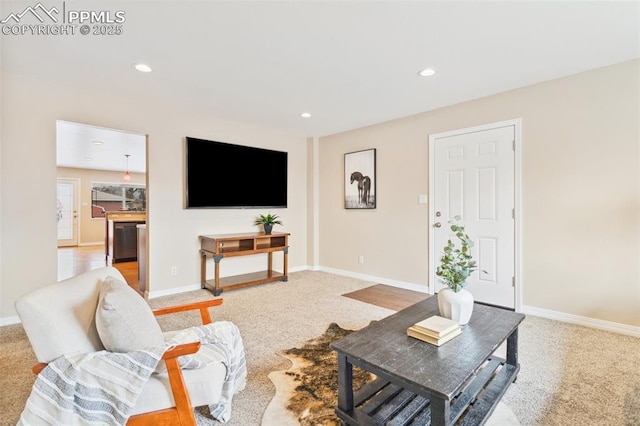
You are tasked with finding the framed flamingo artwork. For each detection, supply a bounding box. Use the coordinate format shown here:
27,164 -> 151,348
344,148 -> 376,209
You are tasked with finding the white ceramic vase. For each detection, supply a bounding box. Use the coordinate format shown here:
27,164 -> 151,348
437,287 -> 474,326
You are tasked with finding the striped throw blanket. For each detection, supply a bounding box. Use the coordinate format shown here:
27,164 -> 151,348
18,348 -> 165,425
166,320 -> 247,422
19,321 -> 247,425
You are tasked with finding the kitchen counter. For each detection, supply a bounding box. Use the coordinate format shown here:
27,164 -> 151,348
105,212 -> 147,222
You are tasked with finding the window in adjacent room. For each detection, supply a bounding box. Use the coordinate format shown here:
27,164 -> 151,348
91,182 -> 146,218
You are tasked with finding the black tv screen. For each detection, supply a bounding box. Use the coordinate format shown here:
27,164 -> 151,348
185,137 -> 288,209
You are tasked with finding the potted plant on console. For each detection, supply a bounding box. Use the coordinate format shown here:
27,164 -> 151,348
254,212 -> 282,235
435,216 -> 482,325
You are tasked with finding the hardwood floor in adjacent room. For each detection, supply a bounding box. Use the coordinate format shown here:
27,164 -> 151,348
57,245 -> 141,294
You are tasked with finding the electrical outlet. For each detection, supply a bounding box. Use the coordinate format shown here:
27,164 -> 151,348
171,266 -> 178,276
418,194 -> 428,204
358,255 -> 364,264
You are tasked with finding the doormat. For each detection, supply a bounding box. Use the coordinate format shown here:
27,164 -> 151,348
342,283 -> 430,311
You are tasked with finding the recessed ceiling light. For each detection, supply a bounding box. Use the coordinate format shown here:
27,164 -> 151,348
92,141 -> 103,145
300,112 -> 311,118
84,157 -> 92,161
135,63 -> 152,73
418,68 -> 436,77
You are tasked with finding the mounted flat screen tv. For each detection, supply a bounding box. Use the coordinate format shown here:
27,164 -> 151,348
185,137 -> 288,208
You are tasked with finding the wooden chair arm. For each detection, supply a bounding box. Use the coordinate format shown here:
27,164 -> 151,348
128,341 -> 201,426
32,341 -> 201,374
32,362 -> 48,375
162,341 -> 201,359
152,298 -> 223,325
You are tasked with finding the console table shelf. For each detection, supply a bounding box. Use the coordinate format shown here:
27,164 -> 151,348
199,232 -> 289,296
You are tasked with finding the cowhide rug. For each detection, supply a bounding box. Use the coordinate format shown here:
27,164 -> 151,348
262,322 -> 520,426
262,323 -> 372,425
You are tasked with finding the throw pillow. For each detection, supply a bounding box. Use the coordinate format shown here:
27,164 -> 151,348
96,275 -> 165,353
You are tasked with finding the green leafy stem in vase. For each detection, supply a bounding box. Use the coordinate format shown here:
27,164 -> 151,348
435,216 -> 484,293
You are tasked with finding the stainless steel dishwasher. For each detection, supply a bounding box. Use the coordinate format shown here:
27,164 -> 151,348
113,221 -> 141,262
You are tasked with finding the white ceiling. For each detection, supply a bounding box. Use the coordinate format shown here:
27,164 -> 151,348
3,1 -> 639,169
56,121 -> 146,173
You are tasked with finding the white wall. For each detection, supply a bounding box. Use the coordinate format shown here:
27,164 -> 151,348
0,71 -> 308,318
319,60 -> 640,328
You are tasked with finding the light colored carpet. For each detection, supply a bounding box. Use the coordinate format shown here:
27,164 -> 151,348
2,270 -> 639,425
149,271 -> 395,426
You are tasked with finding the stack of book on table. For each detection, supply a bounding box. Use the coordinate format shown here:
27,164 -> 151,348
407,315 -> 462,346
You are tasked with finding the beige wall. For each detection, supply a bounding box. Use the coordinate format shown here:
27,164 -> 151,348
56,167 -> 145,245
2,59 -> 637,329
1,71 -> 308,319
319,59 -> 640,327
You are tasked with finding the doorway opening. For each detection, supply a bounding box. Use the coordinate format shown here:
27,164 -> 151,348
56,120 -> 147,294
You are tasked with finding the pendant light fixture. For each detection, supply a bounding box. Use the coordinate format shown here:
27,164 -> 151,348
123,154 -> 131,182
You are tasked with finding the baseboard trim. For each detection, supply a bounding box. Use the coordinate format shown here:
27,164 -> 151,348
148,284 -> 203,299
521,305 -> 640,337
6,267 -> 635,337
0,316 -> 21,326
319,266 -> 429,294
319,267 -> 639,337
147,266 -> 310,299
78,242 -> 104,247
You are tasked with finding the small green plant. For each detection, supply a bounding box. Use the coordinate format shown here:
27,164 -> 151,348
253,212 -> 283,226
435,216 -> 480,292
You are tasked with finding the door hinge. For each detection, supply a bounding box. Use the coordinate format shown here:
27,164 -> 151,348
512,208 -> 515,219
512,140 -> 515,151
512,277 -> 516,287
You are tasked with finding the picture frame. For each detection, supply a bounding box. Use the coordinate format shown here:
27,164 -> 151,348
344,148 -> 376,209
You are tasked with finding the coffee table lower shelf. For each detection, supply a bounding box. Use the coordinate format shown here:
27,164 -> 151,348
336,356 -> 518,426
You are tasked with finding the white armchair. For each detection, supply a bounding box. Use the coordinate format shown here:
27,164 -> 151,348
15,266 -> 236,425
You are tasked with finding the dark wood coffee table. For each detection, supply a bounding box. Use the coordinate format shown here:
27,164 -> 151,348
330,297 -> 525,426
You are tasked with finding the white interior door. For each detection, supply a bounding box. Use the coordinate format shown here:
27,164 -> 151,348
429,122 -> 517,308
57,178 -> 79,247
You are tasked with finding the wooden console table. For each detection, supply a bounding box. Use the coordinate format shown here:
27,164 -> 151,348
199,232 -> 289,296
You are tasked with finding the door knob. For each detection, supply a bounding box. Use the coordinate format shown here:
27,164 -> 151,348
434,222 -> 441,228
